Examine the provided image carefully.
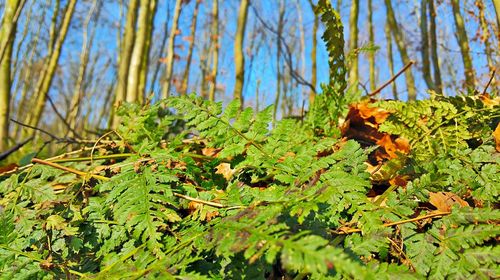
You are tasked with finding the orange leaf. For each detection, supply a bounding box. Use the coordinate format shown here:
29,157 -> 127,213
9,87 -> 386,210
493,122 -> 500,152
429,192 -> 469,212
376,135 -> 410,159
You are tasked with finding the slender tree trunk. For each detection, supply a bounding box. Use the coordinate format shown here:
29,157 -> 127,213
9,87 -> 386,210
450,0 -> 475,87
428,0 -> 442,93
25,0 -> 77,132
295,0 -> 306,99
208,0 -> 219,101
67,0 -> 99,137
476,0 -> 494,71
138,0 -> 157,103
420,0 -> 434,90
0,0 -> 22,151
273,1 -> 285,124
385,19 -> 398,100
162,0 -> 182,99
384,0 -> 416,100
348,0 -> 359,88
308,0 -> 317,106
181,0 -> 201,95
111,0 -> 139,128
48,0 -> 60,55
233,0 -> 249,104
149,1 -> 170,94
367,0 -> 376,91
492,0 -> 500,40
14,3 -> 44,140
127,0 -> 151,103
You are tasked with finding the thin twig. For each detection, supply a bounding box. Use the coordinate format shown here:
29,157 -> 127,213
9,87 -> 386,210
172,193 -> 224,208
31,158 -> 109,181
369,60 -> 415,97
482,69 -> 496,95
46,94 -> 82,139
10,118 -> 63,141
49,153 -> 134,163
336,211 -> 451,234
0,137 -> 33,161
250,4 -> 316,93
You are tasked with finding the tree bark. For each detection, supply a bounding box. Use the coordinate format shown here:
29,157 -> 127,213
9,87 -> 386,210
492,0 -> 500,40
67,0 -> 99,138
273,1 -> 285,124
0,0 -> 23,151
138,0 -> 157,103
233,0 -> 249,105
367,0 -> 376,91
420,0 -> 434,90
112,0 -> 139,128
384,0 -> 416,100
450,0 -> 475,87
348,0 -> 359,88
161,0 -> 182,99
476,0 -> 494,72
308,0 -> 318,106
385,18 -> 398,100
127,0 -> 152,103
181,0 -> 201,95
208,0 -> 219,101
428,0 -> 442,93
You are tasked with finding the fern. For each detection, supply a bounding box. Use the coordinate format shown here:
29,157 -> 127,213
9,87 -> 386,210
0,93 -> 498,278
316,0 -> 346,92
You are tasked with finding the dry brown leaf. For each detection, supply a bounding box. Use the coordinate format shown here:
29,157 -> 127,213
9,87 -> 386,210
0,163 -> 18,174
429,192 -> 469,212
215,163 -> 236,180
201,147 -> 220,157
479,94 -> 500,106
389,175 -> 408,187
493,122 -> 500,152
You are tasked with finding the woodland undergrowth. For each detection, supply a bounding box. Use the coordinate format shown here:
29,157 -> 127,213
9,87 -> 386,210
0,0 -> 499,279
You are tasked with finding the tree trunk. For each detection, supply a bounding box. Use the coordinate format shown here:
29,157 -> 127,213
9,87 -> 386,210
420,0 -> 434,90
492,0 -> 500,40
25,0 -> 77,132
0,0 -> 22,151
149,1 -> 170,95
367,0 -> 376,91
273,1 -> 285,124
138,0 -> 157,103
233,0 -> 249,104
385,18 -> 398,100
384,0 -> 416,100
308,0 -> 317,106
112,0 -> 139,128
476,0 -> 494,72
181,0 -> 201,95
208,0 -> 219,101
428,0 -> 442,93
450,0 -> 475,87
127,0 -> 151,103
348,0 -> 359,88
67,0 -> 99,138
47,0 -> 60,55
161,0 -> 182,99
